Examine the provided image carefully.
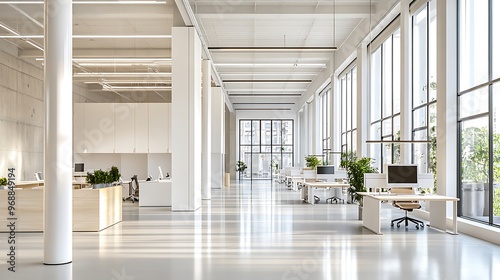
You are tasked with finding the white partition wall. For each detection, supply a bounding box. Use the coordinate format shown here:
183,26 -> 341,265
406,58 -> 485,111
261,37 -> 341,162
211,87 -> 225,189
171,27 -> 202,211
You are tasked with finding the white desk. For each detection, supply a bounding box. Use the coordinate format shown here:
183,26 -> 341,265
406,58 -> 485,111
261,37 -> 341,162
302,182 -> 350,204
139,180 -> 172,207
358,193 -> 459,235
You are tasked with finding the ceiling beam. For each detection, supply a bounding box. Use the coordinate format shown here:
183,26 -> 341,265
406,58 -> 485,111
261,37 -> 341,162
192,3 -> 374,19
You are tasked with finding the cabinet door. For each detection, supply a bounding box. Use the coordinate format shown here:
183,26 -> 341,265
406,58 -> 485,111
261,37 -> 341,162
148,103 -> 169,153
114,103 -> 135,153
135,104 -> 149,153
73,103 -> 87,153
85,103 -> 115,153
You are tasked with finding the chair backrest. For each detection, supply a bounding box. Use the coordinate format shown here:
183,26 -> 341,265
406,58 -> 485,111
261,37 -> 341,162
390,187 -> 414,195
131,175 -> 139,190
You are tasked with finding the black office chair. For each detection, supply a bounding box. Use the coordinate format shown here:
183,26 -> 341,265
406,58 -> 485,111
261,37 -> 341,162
123,175 -> 139,203
390,188 -> 425,229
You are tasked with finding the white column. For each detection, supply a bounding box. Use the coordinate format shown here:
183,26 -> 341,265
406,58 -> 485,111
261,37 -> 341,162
436,0 -> 458,204
331,74 -> 341,166
171,27 -> 202,211
211,87 -> 224,188
356,42 -> 369,158
201,60 -> 212,199
44,0 -> 73,265
399,0 -> 412,164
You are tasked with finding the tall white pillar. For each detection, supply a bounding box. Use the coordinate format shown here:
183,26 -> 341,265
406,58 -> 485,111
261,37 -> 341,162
436,0 -> 458,204
171,27 -> 202,211
202,60 -> 212,199
356,41 -> 369,158
399,0 -> 412,164
211,87 -> 224,187
44,0 -> 73,265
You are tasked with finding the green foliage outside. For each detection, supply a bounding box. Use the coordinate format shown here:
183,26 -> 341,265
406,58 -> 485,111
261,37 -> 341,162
0,177 -> 7,186
461,126 -> 500,216
304,155 -> 321,170
340,152 -> 378,204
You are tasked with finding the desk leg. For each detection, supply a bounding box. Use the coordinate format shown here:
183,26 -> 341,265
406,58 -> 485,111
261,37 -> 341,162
429,201 -> 447,232
308,186 -> 315,204
452,201 -> 458,235
362,196 -> 382,234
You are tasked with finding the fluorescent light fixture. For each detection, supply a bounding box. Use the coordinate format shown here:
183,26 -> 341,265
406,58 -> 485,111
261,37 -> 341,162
208,47 -> 337,52
0,1 -> 166,4
228,94 -> 302,97
219,73 -> 317,76
74,35 -> 171,38
2,35 -> 171,39
214,63 -> 326,68
227,89 -> 305,92
25,40 -> 43,51
85,81 -> 169,84
223,80 -> 311,83
102,85 -> 172,91
0,35 -> 44,39
74,72 -> 171,77
73,58 -> 171,62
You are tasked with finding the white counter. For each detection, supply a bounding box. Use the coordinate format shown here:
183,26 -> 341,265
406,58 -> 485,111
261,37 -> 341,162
139,180 -> 172,207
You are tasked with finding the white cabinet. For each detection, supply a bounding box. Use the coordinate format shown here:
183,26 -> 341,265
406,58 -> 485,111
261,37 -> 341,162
85,103 -> 115,153
74,103 -> 86,153
114,104 -> 135,153
74,103 -> 170,154
148,103 -> 170,153
134,104 -> 149,153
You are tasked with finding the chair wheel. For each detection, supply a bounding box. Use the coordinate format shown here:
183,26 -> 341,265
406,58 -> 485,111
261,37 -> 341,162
397,224 -> 400,228
391,223 -> 394,227
416,225 -> 419,229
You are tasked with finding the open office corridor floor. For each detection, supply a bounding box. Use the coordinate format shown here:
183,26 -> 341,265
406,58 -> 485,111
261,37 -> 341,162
2,180 -> 500,280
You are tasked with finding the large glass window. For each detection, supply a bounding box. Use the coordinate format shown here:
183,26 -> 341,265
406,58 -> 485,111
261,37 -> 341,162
370,29 -> 401,171
458,0 -> 500,226
239,119 -> 294,180
411,0 -> 437,178
340,65 -> 357,156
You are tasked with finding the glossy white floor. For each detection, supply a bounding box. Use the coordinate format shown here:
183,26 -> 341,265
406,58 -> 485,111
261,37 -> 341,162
3,180 -> 500,280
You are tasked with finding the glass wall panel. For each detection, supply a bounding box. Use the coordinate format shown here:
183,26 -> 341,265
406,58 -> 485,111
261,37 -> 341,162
493,84 -> 500,222
459,0 -> 489,91
239,119 -> 294,180
371,47 -> 382,122
459,87 -> 489,119
461,117 -> 489,219
382,39 -> 393,118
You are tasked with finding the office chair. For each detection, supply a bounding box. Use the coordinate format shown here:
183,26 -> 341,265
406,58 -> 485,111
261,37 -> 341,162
390,188 -> 425,229
123,175 -> 139,203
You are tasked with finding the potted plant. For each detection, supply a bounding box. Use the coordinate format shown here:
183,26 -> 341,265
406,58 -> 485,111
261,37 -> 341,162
340,153 -> 378,219
0,177 -> 7,189
304,155 -> 321,170
86,166 -> 120,189
236,160 -> 247,180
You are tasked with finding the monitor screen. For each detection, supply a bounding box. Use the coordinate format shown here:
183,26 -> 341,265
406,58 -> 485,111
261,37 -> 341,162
75,163 -> 85,172
158,166 -> 164,180
317,165 -> 335,174
387,165 -> 418,184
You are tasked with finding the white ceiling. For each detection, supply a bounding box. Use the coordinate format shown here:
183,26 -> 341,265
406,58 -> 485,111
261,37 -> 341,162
0,0 -> 376,107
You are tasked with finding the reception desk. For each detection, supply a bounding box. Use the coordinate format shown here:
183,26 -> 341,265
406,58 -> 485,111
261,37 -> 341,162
139,180 -> 172,207
0,186 -> 122,232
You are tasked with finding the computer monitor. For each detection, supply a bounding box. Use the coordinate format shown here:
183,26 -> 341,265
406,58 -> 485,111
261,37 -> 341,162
385,164 -> 418,187
316,165 -> 335,174
158,166 -> 164,180
75,163 -> 85,173
34,172 -> 43,181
